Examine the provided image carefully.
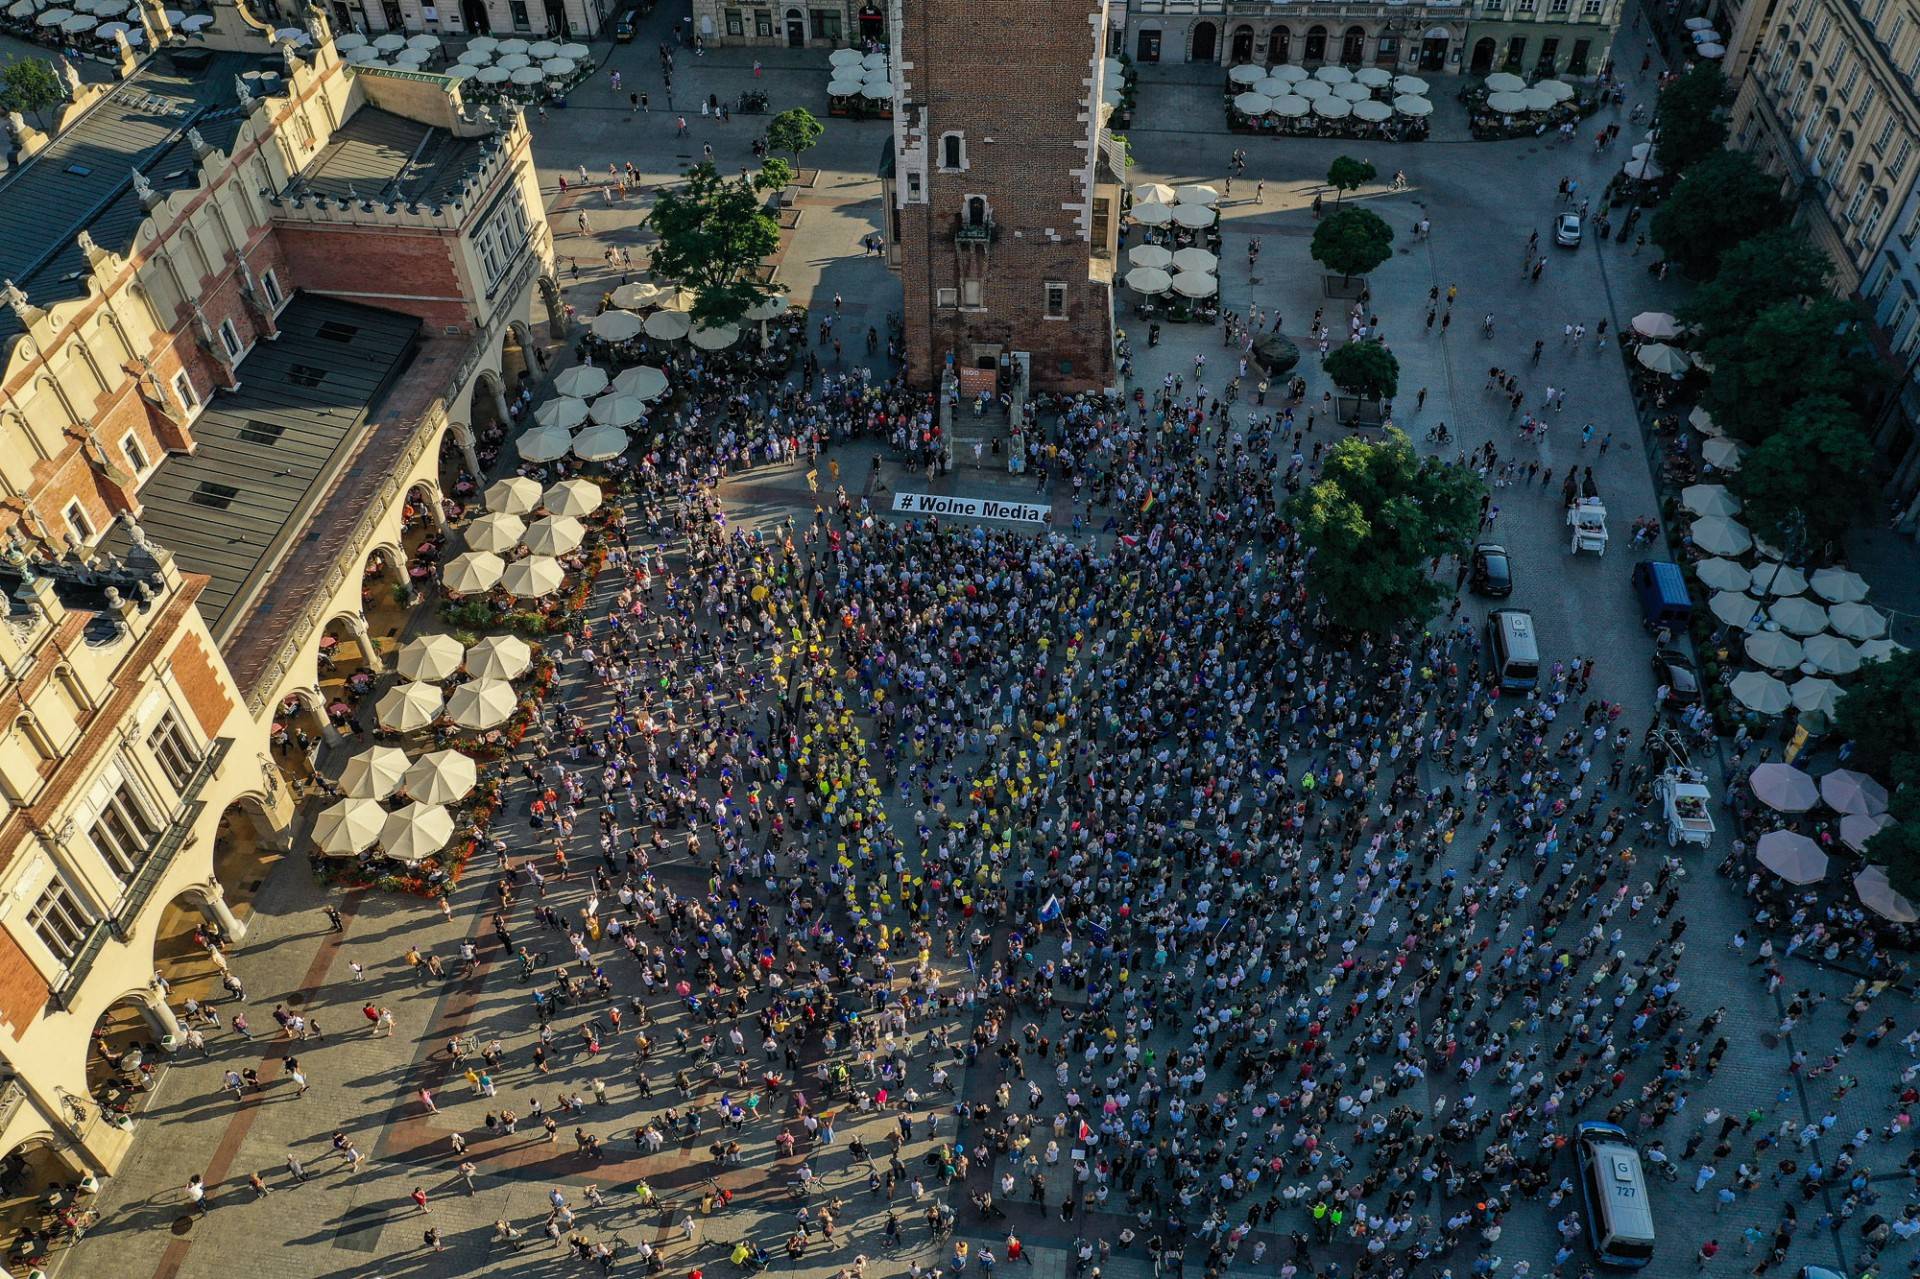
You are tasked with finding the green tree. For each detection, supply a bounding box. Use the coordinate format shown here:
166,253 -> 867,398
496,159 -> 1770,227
1736,394 -> 1872,555
1326,155 -> 1375,204
1865,819 -> 1920,904
764,106 -> 824,168
1310,207 -> 1394,283
1678,228 -> 1829,342
1833,647 -> 1920,779
1653,63 -> 1730,174
1286,428 -> 1484,634
647,160 -> 788,328
0,58 -> 63,130
1324,339 -> 1399,403
1649,150 -> 1789,278
1701,296 -> 1881,443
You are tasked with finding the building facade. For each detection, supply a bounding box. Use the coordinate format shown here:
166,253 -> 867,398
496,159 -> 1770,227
321,0 -> 616,40
886,0 -> 1118,394
691,0 -> 887,48
0,0 -> 556,1183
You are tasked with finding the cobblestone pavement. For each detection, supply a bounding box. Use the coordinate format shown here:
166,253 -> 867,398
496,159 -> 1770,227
60,8 -> 1920,1279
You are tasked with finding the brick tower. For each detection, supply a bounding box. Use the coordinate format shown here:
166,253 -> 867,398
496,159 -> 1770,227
888,0 -> 1117,395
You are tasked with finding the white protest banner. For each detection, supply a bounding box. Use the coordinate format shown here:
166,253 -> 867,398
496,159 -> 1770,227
890,492 -> 1051,524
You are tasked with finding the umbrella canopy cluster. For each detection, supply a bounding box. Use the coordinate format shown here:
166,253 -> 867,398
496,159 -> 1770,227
828,47 -> 889,99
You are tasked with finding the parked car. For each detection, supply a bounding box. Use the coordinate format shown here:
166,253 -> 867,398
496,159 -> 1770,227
613,11 -> 638,40
1471,543 -> 1513,597
1649,648 -> 1702,708
1555,212 -> 1582,247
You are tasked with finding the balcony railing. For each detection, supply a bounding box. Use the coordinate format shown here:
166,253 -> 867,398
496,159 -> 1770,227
955,217 -> 997,244
50,737 -> 232,1011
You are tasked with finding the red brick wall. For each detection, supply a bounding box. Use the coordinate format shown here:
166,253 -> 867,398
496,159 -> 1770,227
168,630 -> 234,739
895,0 -> 1115,393
271,225 -> 469,330
0,926 -> 50,1035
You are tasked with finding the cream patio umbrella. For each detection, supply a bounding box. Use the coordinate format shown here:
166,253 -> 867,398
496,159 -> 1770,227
1171,271 -> 1218,298
552,365 -> 609,399
446,679 -> 518,729
1623,158 -> 1664,180
467,634 -> 533,681
1270,64 -> 1309,82
1485,71 -> 1526,92
502,555 -> 564,597
371,30 -> 405,50
1729,670 -> 1791,715
526,37 -> 559,57
494,36 -> 529,52
514,425 -> 573,464
1128,244 -> 1173,270
1354,66 -> 1393,88
313,798 -> 385,855
1750,762 -> 1820,812
1702,437 -> 1746,470
829,46 -> 861,67
1172,201 -> 1218,226
1768,595 -> 1830,636
496,52 -> 530,70
827,76 -> 864,98
610,366 -> 669,401
1174,184 -> 1220,206
591,309 -> 643,341
375,681 -> 444,732
1334,82 -> 1372,102
689,323 -> 741,351
533,395 -> 590,431
1251,77 -> 1290,98
1841,811 -> 1894,853
1790,676 -> 1845,717
464,511 -> 526,553
1272,95 -> 1312,118
1233,91 -> 1275,116
1632,311 -> 1680,339
1680,484 -> 1740,517
1688,405 -> 1722,436
475,65 -> 510,84
379,802 -> 453,864
1707,590 -> 1761,629
442,550 -> 505,594
1518,86 -> 1558,111
1130,202 -> 1174,226
610,281 -> 665,309
1801,632 -> 1862,676
1755,831 -> 1829,885
1314,64 -> 1353,83
396,633 -> 465,681
1691,516 -> 1752,557
571,425 -> 630,463
402,750 -> 476,805
486,476 -> 542,515
1125,267 -> 1172,294
1821,768 -> 1889,816
1536,78 -> 1575,101
1227,64 -> 1264,85
1313,96 -> 1353,120
335,32 -> 369,50
1828,601 -> 1890,640
1742,630 -> 1804,670
1854,864 -> 1919,922
340,745 -> 410,799
1747,562 -> 1807,597
1393,75 -> 1429,95
1694,558 -> 1750,592
645,310 -> 692,341
1810,567 -> 1870,603
542,478 -> 602,518
523,514 -> 585,557
590,392 -> 647,427
1171,247 -> 1218,274
1352,100 -> 1393,122
1132,182 -> 1177,205
1487,90 -> 1529,113
1858,637 -> 1910,663
1636,343 -> 1691,375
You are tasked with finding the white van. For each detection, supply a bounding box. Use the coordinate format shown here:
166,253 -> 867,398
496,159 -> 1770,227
1576,1121 -> 1655,1268
1486,608 -> 1541,693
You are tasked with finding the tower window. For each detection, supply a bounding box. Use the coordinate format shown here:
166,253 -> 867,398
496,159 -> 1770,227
941,133 -> 966,171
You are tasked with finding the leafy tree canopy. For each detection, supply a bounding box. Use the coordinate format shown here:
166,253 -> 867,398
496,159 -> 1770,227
0,58 -> 62,129
1737,394 -> 1872,555
1324,339 -> 1399,403
764,107 -> 823,161
1310,206 -> 1393,282
1654,63 -> 1731,174
1700,297 -> 1880,443
647,160 -> 787,328
1649,150 -> 1789,279
1327,155 -> 1375,202
1679,228 -> 1830,342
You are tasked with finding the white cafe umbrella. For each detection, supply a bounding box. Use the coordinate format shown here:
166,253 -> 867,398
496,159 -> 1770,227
1691,516 -> 1752,557
467,634 -> 533,681
1750,762 -> 1820,811
1228,64 -> 1264,85
464,511 -> 525,553
1821,768 -> 1889,816
335,32 -> 369,50
511,67 -> 547,86
744,294 -> 788,322
1810,567 -> 1871,603
1133,183 -> 1176,205
1487,91 -> 1530,113
610,366 -> 669,401
557,42 -> 588,59
1352,100 -> 1393,122
828,78 -> 866,97
1702,437 -> 1746,470
1485,72 -> 1526,92
501,556 -> 564,598
1681,483 -> 1740,517
1632,311 -> 1679,339
1631,142 -> 1653,160
395,48 -> 432,66
1768,595 -> 1830,636
523,514 -> 585,556
1801,633 -> 1862,676
1171,271 -> 1218,299
570,425 -> 630,463
1171,247 -> 1217,273
1313,96 -> 1353,120
1251,77 -> 1290,98
861,82 -> 890,101
1525,86 -> 1562,109
552,365 -> 609,399
396,633 -> 465,681
1234,92 -> 1274,116
1131,202 -> 1173,226
1828,601 -> 1890,640
1684,16 -> 1714,28
689,323 -> 741,351
1173,202 -> 1217,226
1624,158 -> 1665,180
611,281 -> 665,309
1755,831 -> 1829,885
527,38 -> 559,57
1707,590 -> 1761,629
1841,811 -> 1894,853
1393,75 -> 1429,95
863,65 -> 891,85
1742,630 -> 1804,670
495,36 -> 529,52
1730,670 -> 1792,715
34,9 -> 72,27
94,20 -> 128,37
1272,96 -> 1311,118
313,798 -> 385,854
375,681 -> 445,732
1536,79 -> 1574,102
476,65 -> 510,84
542,478 -> 602,518
1355,67 -> 1393,88
1748,562 -> 1807,597
1334,82 -> 1372,102
59,12 -> 92,30
1637,343 -> 1691,374
340,745 -> 410,799
590,393 -> 646,428
1125,267 -> 1171,294
1270,64 -> 1309,82
467,34 -> 499,50
441,550 -> 505,594
178,11 -> 210,28
274,25 -> 311,43
1790,676 -> 1845,716
1858,637 -> 1910,663
1695,558 -> 1750,592
380,802 -> 453,864
402,750 -> 476,805
829,47 -> 862,66
372,31 -> 406,51
408,32 -> 440,47
533,395 -> 590,431
1855,865 -> 1919,922
487,476 -> 542,515
1129,244 -> 1172,270
862,50 -> 886,70
1314,64 -> 1353,84
496,51 -> 530,69
645,310 -> 692,340
1688,405 -> 1722,436
446,64 -> 479,80
1697,44 -> 1725,58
